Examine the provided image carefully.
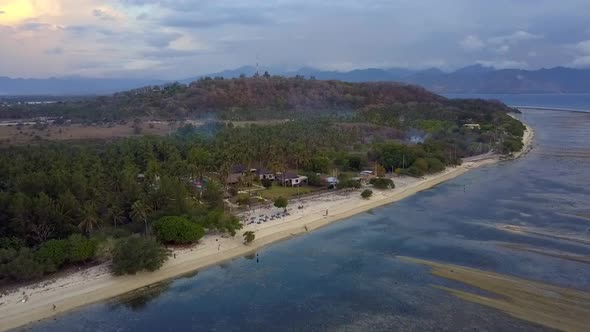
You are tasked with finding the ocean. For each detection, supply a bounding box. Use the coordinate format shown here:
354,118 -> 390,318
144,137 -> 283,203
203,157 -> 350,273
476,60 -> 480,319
444,93 -> 590,112
25,99 -> 590,331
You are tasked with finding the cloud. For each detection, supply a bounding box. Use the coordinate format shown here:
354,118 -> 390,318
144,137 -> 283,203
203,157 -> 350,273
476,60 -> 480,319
141,48 -> 203,58
460,35 -> 485,51
19,21 -> 62,32
65,25 -> 114,36
144,31 -> 182,48
572,56 -> 590,67
576,40 -> 590,54
45,47 -> 64,55
92,9 -> 115,21
495,45 -> 510,54
3,0 -> 590,79
161,11 -> 275,29
488,30 -> 543,45
570,40 -> 590,67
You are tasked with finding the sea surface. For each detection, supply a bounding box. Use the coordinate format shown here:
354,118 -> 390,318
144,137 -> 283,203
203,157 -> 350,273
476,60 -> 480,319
25,107 -> 590,331
444,93 -> 590,112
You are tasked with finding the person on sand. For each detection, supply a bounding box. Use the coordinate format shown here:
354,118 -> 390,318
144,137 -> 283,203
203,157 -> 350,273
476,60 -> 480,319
53,304 -> 56,311
173,253 -> 176,259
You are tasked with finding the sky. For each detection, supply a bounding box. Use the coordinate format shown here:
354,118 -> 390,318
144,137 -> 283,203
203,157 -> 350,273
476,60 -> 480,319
1,0 -> 590,79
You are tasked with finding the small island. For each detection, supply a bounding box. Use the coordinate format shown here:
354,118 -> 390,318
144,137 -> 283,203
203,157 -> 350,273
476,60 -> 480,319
0,76 -> 530,331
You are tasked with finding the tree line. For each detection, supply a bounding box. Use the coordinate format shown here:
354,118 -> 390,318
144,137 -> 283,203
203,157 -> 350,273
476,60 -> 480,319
0,78 -> 525,284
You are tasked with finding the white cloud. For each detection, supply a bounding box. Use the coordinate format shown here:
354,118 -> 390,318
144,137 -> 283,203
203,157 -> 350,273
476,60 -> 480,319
2,1 -> 590,78
572,56 -> 590,67
460,35 -> 485,51
488,30 -> 543,45
92,9 -> 116,21
575,40 -> 590,54
495,44 -> 510,54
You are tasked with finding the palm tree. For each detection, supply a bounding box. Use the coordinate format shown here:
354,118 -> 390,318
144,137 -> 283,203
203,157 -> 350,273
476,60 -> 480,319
78,201 -> 100,234
108,205 -> 125,228
130,200 -> 151,235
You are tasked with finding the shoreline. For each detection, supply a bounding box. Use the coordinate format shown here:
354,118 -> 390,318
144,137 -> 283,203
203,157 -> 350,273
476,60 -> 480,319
0,122 -> 535,331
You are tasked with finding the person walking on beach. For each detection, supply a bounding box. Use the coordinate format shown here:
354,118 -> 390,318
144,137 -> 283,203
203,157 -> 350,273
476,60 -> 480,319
52,304 -> 56,311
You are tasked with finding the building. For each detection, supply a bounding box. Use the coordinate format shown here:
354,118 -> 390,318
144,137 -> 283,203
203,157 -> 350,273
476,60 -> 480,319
257,168 -> 275,180
227,164 -> 257,186
463,123 -> 481,130
279,172 -> 308,187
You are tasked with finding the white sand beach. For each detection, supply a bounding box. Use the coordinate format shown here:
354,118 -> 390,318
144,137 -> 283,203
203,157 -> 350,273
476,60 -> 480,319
0,122 -> 534,331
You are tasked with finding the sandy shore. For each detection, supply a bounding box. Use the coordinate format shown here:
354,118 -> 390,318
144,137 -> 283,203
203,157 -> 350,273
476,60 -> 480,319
509,113 -> 535,159
0,120 -> 535,331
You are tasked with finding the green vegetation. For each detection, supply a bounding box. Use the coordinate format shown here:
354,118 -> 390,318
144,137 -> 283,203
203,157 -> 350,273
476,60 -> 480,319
0,234 -> 98,282
236,194 -> 251,207
369,178 -> 395,189
0,77 -> 526,285
111,236 -> 169,275
339,178 -> 362,189
361,189 -> 373,199
152,216 -> 205,244
261,178 -> 273,188
274,196 -> 289,211
243,231 -> 255,244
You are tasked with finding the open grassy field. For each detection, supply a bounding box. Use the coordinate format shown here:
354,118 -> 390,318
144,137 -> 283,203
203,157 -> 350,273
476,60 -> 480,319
0,122 -> 175,146
259,184 -> 313,200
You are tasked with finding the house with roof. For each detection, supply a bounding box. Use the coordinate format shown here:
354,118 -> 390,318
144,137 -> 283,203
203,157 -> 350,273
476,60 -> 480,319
279,172 -> 308,187
227,164 -> 259,186
463,123 -> 481,129
257,168 -> 275,180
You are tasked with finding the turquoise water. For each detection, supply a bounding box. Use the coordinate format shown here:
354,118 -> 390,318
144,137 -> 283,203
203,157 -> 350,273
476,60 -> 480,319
25,109 -> 590,331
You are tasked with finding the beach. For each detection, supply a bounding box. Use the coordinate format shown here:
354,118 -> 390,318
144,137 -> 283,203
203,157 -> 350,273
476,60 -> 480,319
0,122 -> 534,331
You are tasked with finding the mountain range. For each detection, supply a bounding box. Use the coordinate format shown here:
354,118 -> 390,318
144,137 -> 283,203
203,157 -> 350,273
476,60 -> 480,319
2,64 -> 590,96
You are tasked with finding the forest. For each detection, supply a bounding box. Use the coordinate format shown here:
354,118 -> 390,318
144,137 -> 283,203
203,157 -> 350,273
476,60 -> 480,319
0,76 -> 525,285
0,76 -> 515,122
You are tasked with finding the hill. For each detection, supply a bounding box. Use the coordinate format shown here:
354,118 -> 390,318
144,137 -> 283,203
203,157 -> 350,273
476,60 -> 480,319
0,76 -> 515,121
196,65 -> 590,94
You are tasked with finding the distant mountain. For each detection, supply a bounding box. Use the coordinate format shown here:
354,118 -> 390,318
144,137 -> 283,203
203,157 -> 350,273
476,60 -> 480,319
0,77 -> 165,96
190,65 -> 590,93
405,66 -> 590,93
3,65 -> 590,96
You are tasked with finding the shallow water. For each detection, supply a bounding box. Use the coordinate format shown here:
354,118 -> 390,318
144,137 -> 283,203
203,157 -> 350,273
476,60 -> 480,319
25,109 -> 590,331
